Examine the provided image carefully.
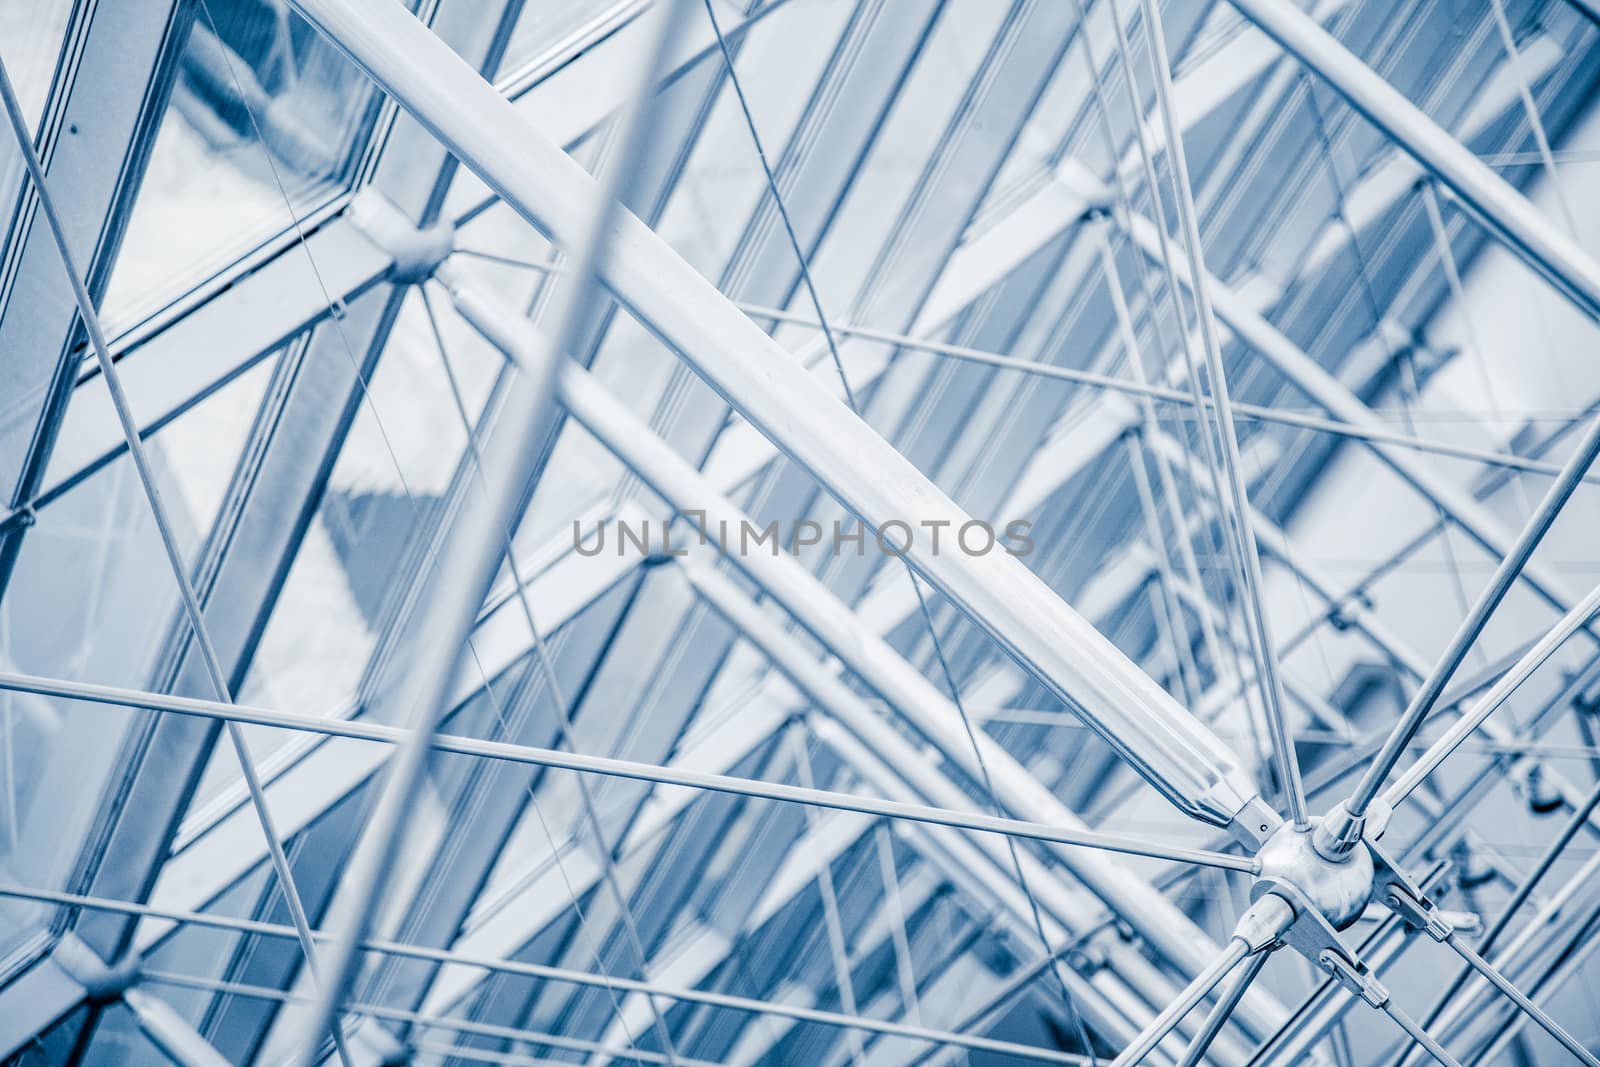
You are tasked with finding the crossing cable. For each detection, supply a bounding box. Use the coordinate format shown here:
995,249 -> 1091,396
0,882 -> 1092,1065
1126,0 -> 1308,828
418,288 -> 675,1061
699,0 -> 1109,1055
0,48 -> 357,1067
184,1 -> 687,1059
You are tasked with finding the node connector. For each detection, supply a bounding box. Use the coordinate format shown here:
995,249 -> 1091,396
1256,821 -> 1374,931
1311,800 -> 1366,861
347,189 -> 454,285
1232,892 -> 1295,952
52,933 -> 138,1003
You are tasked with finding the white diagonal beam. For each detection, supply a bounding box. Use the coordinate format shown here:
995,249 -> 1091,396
289,0 -> 1271,842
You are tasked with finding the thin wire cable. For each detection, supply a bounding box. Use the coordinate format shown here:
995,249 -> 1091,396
0,882 -> 1092,1065
0,50 -> 356,1067
145,969 -> 710,1067
404,381 -> 647,1058
1069,0 -> 1236,704
699,0 -> 856,411
1302,73 -> 1501,684
874,823 -> 925,1027
0,669 -> 1258,870
1129,0 -> 1307,827
1418,180 -> 1534,522
419,285 -> 677,1062
222,90 -> 658,1067
274,1 -> 700,1060
190,5 -> 654,1057
699,0 -> 1099,1053
415,250 -> 1600,486
1484,0 -> 1579,237
789,728 -> 868,1067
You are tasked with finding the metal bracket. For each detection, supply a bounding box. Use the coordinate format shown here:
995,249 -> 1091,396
1368,838 -> 1452,942
1253,877 -> 1391,1010
1251,878 -> 1344,962
1318,947 -> 1390,1009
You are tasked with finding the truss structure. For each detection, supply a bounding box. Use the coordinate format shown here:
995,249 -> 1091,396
1,0 -> 1600,1064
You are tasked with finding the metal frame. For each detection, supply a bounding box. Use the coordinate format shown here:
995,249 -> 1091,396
4,0 -> 1600,1062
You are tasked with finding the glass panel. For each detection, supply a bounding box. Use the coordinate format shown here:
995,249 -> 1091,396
101,0 -> 390,324
500,0 -> 627,76
0,353 -> 273,962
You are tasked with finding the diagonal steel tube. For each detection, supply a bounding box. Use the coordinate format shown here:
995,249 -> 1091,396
1443,934 -> 1600,1067
677,552 -> 1279,1050
285,0 -> 1271,847
1391,780 -> 1600,1067
1380,583 -> 1600,809
1321,396 -> 1600,854
1111,939 -> 1253,1067
1226,0 -> 1600,321
493,561 -> 1274,1057
1175,950 -> 1269,1067
440,283 -> 1267,979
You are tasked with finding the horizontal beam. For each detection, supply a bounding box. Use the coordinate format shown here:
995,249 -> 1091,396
0,884 -> 1088,1066
0,671 -> 1253,872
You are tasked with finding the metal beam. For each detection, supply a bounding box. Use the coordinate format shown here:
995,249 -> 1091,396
284,0 -> 1272,843
1227,0 -> 1600,321
1121,207 -> 1581,614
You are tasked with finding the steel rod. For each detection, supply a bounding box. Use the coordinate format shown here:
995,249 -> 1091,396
0,883 -> 1092,1065
1325,397 -> 1600,852
1176,950 -> 1269,1067
145,970 -> 706,1067
1382,999 -> 1465,1067
1112,940 -> 1250,1067
0,670 -> 1255,872
1396,780 -> 1600,1066
679,550 -> 1270,1044
420,285 -> 678,1062
1225,0 -> 1600,320
278,0 -> 694,1060
1381,582 -> 1600,808
435,262 -> 1277,999
1444,933 -> 1600,1067
1133,0 -> 1307,829
1120,209 -> 1580,618
0,50 -> 355,1067
283,0 -> 1269,845
1464,906 -> 1600,1067
419,258 -> 1600,485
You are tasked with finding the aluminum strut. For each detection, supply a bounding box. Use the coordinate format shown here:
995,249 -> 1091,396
288,0 -> 1274,844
